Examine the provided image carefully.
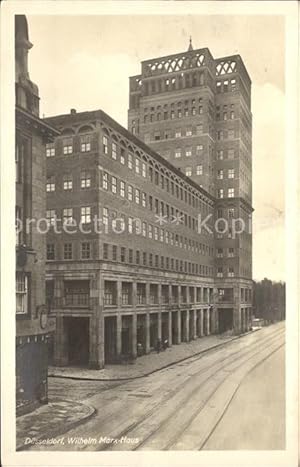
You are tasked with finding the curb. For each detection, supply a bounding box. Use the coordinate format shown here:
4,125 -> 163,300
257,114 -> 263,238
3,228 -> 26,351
49,329 -> 260,382
16,399 -> 96,451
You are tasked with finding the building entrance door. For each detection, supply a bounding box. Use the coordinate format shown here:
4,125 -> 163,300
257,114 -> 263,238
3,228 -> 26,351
66,317 -> 89,366
218,309 -> 233,333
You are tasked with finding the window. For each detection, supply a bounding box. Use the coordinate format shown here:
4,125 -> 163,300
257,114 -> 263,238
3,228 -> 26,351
104,281 -> 117,305
217,131 -> 223,140
128,185 -> 133,201
223,112 -> 227,121
228,168 -> 235,179
112,142 -> 117,159
148,224 -> 153,239
228,188 -> 235,198
224,80 -> 229,92
160,229 -> 164,242
129,249 -> 133,263
128,217 -> 133,234
81,206 -> 91,224
217,248 -> 223,258
135,188 -> 140,204
102,135 -> 108,154
196,165 -> 203,175
111,176 -> 117,194
142,192 -> 146,207
175,129 -> 181,138
120,181 -> 125,198
186,128 -> 192,137
81,242 -> 91,259
102,172 -> 108,190
228,149 -> 235,159
228,208 -> 235,218
63,174 -> 72,191
81,135 -> 91,152
196,124 -> 203,135
228,248 -> 234,257
46,176 -> 55,192
112,245 -> 117,261
217,267 -> 223,278
142,222 -> 146,237
142,162 -> 146,178
230,111 -> 235,119
128,153 -> 133,169
185,167 -> 192,177
217,150 -> 224,160
196,144 -> 203,154
46,244 -> 55,260
228,129 -> 235,139
63,138 -> 73,155
218,189 -> 224,199
217,169 -> 224,179
64,243 -> 73,260
186,148 -> 192,157
192,107 -> 196,115
120,148 -> 125,165
154,226 -> 158,241
199,106 -> 203,114
135,158 -> 140,174
102,207 -> 109,226
231,78 -> 236,90
143,252 -> 147,266
63,208 -> 73,225
137,283 -> 146,304
120,247 -> 126,263
136,250 -> 140,265
122,283 -> 132,305
16,272 -> 28,314
46,143 -> 55,157
175,148 -> 181,158
46,209 -> 56,227
81,171 -> 91,189
228,267 -> 234,277
103,243 -> 109,260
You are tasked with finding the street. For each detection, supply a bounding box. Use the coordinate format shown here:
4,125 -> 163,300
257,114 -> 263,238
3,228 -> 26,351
31,323 -> 285,451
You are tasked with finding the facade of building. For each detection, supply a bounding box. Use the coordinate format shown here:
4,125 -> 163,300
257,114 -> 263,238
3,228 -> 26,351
15,15 -> 59,412
44,109 -> 228,369
128,42 -> 253,337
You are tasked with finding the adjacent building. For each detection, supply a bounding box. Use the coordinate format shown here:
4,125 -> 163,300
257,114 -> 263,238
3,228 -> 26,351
15,15 -> 59,412
128,41 -> 253,336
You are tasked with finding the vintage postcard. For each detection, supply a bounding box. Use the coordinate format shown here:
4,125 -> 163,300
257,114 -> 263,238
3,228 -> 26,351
1,1 -> 298,466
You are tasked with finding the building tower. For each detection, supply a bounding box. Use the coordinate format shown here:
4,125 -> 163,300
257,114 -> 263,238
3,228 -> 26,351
15,15 -> 59,412
128,41 -> 253,334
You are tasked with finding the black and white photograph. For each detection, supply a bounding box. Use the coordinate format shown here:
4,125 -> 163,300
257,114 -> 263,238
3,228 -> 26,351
1,1 -> 298,467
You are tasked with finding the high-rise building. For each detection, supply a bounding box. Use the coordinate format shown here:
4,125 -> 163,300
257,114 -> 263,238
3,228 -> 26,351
15,15 -> 59,413
128,41 -> 253,335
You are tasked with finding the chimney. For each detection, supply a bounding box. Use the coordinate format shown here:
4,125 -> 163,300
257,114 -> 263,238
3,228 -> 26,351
70,108 -> 76,115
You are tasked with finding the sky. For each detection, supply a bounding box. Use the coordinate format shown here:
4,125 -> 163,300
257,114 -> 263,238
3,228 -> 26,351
27,14 -> 285,282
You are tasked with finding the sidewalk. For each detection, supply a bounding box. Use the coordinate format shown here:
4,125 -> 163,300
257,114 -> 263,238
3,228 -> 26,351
49,330 -> 256,381
17,398 -> 95,451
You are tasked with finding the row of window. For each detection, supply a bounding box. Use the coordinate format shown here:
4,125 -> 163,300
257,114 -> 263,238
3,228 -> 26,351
101,171 -> 212,224
46,134 -> 92,157
145,124 -> 207,142
104,281 -> 213,306
216,78 -> 237,93
46,171 -> 91,192
217,188 -> 235,199
47,241 -> 214,276
103,243 -> 214,276
46,206 -> 91,225
216,267 -> 235,278
101,133 -> 213,208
